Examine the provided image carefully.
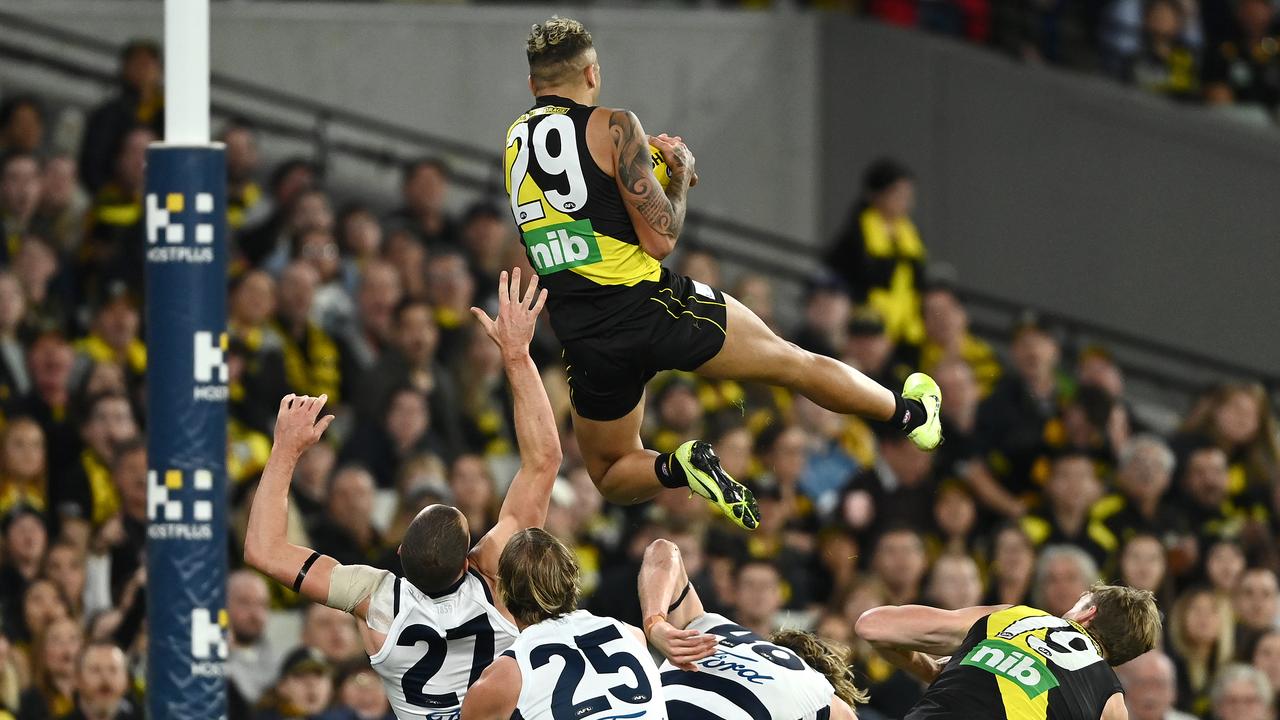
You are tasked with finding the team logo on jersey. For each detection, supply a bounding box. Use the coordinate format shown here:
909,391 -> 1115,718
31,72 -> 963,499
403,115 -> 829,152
524,220 -> 602,274
961,639 -> 1059,698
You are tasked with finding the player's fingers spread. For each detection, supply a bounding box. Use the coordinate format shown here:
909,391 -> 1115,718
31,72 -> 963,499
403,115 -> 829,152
314,394 -> 329,416
497,270 -> 510,307
279,394 -> 293,412
470,307 -> 496,333
532,288 -> 548,315
511,266 -> 522,301
523,273 -> 539,307
315,414 -> 336,435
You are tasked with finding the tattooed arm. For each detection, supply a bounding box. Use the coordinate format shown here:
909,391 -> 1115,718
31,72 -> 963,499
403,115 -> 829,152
607,109 -> 694,261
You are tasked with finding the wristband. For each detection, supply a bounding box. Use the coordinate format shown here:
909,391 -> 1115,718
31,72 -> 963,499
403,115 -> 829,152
643,613 -> 667,636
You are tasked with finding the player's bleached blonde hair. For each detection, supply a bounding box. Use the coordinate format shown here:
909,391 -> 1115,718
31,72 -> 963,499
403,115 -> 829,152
498,528 -> 580,627
526,17 -> 595,88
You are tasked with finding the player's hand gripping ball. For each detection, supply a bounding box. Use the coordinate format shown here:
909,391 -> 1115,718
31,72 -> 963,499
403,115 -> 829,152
649,144 -> 673,189
649,143 -> 698,189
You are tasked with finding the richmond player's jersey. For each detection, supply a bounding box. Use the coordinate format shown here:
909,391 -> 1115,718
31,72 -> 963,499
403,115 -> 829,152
504,610 -> 666,720
369,570 -> 519,720
504,95 -> 663,341
907,605 -> 1123,720
659,614 -> 833,720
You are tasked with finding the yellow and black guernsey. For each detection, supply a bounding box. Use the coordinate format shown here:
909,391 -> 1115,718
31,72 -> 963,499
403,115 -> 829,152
504,95 -> 662,341
907,606 -> 1122,720
504,95 -> 728,421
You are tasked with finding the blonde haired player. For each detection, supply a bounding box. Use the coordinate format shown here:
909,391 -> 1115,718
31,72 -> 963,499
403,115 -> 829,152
504,16 -> 942,531
461,529 -> 666,720
856,584 -> 1161,719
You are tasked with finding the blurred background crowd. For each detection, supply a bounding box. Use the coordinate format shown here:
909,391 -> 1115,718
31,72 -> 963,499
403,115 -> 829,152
0,24 -> 1276,720
824,0 -> 1280,120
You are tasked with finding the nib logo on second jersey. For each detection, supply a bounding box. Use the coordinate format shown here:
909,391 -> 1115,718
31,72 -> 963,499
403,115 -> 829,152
960,639 -> 1059,698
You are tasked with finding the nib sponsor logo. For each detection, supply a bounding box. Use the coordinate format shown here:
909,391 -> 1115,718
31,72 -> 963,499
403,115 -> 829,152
961,639 -> 1059,698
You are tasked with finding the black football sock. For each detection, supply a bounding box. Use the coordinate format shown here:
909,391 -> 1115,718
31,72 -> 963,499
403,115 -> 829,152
892,393 -> 928,434
655,453 -> 687,489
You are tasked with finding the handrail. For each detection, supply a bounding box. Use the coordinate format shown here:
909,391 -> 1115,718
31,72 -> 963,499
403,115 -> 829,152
0,7 -> 495,164
1,8 -> 1274,400
955,286 -> 1280,387
0,39 -> 814,291
0,43 -> 502,189
0,7 -> 813,253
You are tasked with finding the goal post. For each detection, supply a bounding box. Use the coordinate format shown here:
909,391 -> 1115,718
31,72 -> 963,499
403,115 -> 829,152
144,0 -> 230,717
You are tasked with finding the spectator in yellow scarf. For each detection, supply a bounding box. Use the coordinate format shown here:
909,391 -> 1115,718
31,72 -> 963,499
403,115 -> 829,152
825,158 -> 926,346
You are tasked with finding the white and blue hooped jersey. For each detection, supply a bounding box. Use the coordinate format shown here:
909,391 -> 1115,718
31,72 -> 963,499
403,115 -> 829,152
505,610 -> 667,720
369,570 -> 520,720
659,613 -> 834,720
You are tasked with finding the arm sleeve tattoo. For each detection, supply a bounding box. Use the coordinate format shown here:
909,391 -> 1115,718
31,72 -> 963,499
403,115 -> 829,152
609,110 -> 688,243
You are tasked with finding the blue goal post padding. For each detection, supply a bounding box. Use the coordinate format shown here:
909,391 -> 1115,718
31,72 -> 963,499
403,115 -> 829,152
143,144 -> 230,720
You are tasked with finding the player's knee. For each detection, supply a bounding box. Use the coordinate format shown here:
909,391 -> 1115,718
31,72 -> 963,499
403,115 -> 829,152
583,457 -> 630,502
643,538 -> 680,568
583,458 -> 613,490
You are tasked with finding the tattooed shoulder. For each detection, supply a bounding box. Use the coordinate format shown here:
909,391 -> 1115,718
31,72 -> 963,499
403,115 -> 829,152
608,110 -> 682,241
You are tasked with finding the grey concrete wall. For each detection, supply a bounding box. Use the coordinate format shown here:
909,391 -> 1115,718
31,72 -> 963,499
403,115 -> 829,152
16,1 -> 823,241
820,19 -> 1280,371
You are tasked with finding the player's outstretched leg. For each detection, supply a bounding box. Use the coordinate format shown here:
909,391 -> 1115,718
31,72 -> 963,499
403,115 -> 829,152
573,404 -> 760,530
697,294 -> 943,451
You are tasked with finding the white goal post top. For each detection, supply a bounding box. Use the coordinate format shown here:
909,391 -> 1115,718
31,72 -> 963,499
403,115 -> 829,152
164,0 -> 210,144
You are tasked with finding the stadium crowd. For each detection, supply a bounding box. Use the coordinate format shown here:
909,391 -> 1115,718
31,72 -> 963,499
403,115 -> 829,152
0,36 -> 1277,720
811,0 -> 1280,121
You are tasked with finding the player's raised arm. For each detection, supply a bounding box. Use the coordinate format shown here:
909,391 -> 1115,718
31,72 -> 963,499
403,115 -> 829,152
467,268 -> 563,578
638,538 -> 718,670
607,109 -> 693,261
244,395 -> 340,605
